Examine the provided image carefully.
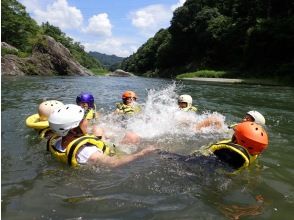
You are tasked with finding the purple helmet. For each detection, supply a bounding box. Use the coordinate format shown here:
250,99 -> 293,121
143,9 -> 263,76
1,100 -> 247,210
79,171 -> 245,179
76,92 -> 95,108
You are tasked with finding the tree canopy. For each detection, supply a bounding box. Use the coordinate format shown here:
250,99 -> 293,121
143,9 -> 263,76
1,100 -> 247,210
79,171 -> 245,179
1,0 -> 39,52
121,0 -> 294,80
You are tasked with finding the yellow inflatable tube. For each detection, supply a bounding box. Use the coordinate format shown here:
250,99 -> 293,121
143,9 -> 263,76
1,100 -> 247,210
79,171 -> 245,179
26,114 -> 49,129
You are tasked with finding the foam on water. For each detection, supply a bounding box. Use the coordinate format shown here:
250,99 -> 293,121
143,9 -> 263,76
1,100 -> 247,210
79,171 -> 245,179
96,83 -> 230,153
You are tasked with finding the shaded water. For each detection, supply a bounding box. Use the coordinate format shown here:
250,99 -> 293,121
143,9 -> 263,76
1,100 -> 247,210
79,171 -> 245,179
1,76 -> 294,219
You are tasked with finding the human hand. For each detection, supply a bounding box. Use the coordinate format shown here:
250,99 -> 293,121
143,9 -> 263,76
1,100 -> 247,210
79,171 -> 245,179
139,145 -> 157,156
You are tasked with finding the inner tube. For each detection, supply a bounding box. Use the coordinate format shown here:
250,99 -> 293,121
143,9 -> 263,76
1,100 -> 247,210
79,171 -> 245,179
25,114 -> 49,129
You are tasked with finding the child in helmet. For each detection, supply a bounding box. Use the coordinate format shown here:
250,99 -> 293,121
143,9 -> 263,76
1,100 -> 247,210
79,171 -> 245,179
228,110 -> 266,129
26,100 -> 64,138
47,104 -> 155,167
76,92 -> 98,121
178,94 -> 197,112
38,100 -> 64,122
162,122 -> 269,172
194,110 -> 266,132
76,92 -> 104,137
114,91 -> 141,115
193,121 -> 269,170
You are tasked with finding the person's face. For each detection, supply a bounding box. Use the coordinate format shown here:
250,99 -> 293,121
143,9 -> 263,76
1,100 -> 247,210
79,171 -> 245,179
79,102 -> 89,110
242,114 -> 255,122
178,102 -> 188,109
123,97 -> 136,105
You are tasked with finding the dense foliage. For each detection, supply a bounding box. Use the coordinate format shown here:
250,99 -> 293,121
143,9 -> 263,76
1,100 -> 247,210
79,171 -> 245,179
121,0 -> 294,80
89,51 -> 124,71
1,0 -> 39,52
1,0 -> 103,71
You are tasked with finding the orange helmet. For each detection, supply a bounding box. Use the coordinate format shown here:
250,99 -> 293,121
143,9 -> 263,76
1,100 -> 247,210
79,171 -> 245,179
233,122 -> 269,155
122,91 -> 137,100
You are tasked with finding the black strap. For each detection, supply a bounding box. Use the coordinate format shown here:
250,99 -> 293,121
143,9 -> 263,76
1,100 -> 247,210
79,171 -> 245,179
47,136 -> 64,153
38,129 -> 43,135
46,138 -> 51,151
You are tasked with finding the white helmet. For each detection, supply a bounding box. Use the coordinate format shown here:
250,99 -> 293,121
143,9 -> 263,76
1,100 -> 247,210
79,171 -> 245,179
48,104 -> 84,136
247,110 -> 265,125
178,95 -> 193,106
38,100 -> 64,121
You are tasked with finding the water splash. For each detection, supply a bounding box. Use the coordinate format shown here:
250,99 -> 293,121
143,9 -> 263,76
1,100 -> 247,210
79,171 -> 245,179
97,83 -> 229,153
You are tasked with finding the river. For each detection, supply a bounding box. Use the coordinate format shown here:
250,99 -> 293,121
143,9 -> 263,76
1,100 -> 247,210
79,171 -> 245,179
2,76 -> 294,219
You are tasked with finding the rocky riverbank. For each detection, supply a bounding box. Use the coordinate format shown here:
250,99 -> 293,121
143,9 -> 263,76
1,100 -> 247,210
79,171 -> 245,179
181,77 -> 283,86
1,36 -> 93,76
107,69 -> 135,77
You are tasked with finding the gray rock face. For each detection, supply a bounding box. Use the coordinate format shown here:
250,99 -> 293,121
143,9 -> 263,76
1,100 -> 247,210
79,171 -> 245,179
1,36 -> 93,76
1,42 -> 18,52
1,54 -> 26,76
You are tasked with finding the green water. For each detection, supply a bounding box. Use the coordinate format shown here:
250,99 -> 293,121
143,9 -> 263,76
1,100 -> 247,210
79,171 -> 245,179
1,76 -> 294,219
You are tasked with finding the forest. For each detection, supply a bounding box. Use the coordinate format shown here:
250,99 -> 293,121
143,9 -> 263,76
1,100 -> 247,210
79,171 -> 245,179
121,0 -> 294,81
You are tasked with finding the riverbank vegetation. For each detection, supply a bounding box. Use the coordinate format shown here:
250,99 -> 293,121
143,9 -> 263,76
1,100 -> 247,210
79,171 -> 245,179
176,70 -> 229,79
121,0 -> 294,84
1,0 -> 106,73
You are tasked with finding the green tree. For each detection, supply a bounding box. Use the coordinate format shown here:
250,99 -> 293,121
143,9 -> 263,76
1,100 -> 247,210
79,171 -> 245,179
1,0 -> 39,51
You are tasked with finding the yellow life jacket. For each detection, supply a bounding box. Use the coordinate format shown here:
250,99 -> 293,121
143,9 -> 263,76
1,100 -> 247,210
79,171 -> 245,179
116,103 -> 141,115
47,135 -> 114,167
38,127 -> 53,139
47,134 -> 68,164
84,104 -> 97,120
193,139 -> 258,171
228,123 -> 238,129
181,105 -> 197,112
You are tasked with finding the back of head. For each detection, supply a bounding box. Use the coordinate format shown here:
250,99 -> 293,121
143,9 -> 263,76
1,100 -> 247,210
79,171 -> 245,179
48,104 -> 84,136
233,122 -> 269,155
76,92 -> 95,108
178,94 -> 193,106
122,91 -> 137,100
247,110 -> 265,125
38,100 -> 64,121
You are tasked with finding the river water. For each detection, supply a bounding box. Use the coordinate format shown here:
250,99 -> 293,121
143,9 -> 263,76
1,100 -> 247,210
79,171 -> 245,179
2,76 -> 294,219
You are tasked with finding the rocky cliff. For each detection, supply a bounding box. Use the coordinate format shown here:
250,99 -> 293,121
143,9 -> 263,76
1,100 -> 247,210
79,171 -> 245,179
1,35 -> 93,76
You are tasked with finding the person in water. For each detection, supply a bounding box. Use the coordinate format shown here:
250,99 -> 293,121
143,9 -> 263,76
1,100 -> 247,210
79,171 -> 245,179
28,100 -> 64,138
229,110 -> 266,128
114,90 -> 141,115
194,110 -> 266,132
178,94 -> 197,112
76,92 -> 105,137
47,104 -> 155,167
162,121 -> 269,172
76,92 -> 99,121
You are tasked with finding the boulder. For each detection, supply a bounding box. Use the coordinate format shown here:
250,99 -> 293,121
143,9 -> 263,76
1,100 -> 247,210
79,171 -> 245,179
1,42 -> 18,52
1,54 -> 25,76
1,36 -> 93,76
107,69 -> 135,77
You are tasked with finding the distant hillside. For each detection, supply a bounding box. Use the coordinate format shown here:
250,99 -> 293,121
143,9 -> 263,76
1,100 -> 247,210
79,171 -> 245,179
89,51 -> 124,70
